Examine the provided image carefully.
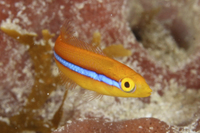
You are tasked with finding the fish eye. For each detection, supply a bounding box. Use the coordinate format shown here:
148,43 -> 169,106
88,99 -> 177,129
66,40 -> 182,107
120,78 -> 135,93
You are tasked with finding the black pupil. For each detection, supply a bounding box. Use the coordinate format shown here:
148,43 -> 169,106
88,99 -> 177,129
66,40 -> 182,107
124,82 -> 130,88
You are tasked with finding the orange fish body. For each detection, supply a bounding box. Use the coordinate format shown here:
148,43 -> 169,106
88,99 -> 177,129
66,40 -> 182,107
54,22 -> 152,97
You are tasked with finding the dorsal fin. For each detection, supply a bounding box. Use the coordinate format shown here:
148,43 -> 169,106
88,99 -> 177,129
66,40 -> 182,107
60,20 -> 105,56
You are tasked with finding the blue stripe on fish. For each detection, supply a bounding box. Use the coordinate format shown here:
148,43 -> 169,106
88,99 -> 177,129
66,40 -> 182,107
54,52 -> 121,89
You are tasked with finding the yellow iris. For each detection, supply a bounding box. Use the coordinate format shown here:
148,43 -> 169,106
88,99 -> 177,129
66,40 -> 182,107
121,78 -> 135,93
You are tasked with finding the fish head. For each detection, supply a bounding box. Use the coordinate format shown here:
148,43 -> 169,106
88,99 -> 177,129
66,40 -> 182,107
119,74 -> 152,97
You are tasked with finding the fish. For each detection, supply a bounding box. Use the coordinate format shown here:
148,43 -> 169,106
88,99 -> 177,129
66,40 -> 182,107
54,21 -> 152,98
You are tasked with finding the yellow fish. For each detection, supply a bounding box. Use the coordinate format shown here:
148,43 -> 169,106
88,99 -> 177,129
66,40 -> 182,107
54,22 -> 152,98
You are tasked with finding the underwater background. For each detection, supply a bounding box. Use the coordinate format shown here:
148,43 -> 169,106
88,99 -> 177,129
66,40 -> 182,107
0,0 -> 200,132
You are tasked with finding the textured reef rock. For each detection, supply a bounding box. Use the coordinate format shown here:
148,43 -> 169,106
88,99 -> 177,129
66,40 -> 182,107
53,118 -> 173,133
0,0 -> 200,133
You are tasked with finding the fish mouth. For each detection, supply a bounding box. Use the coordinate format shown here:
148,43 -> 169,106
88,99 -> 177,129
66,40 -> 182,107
144,87 -> 152,96
140,92 -> 152,97
148,88 -> 153,92
144,93 -> 151,97
147,92 -> 152,96
137,86 -> 152,97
